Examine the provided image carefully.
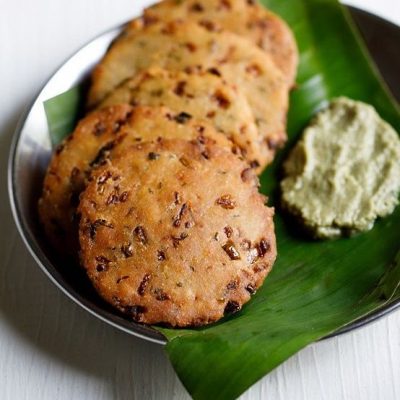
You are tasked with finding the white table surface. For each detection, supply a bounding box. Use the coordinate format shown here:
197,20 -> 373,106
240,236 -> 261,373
1,1 -> 399,399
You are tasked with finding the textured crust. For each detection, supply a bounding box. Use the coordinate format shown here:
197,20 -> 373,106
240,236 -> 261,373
38,105 -> 133,257
87,20 -> 289,156
99,67 -> 270,171
143,0 -> 298,86
38,104 -> 230,256
78,139 -> 276,327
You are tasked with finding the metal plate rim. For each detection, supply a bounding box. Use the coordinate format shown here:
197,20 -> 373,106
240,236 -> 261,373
7,6 -> 400,345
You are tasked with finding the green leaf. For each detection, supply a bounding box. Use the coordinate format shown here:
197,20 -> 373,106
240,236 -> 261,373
44,85 -> 85,147
42,1 -> 400,399
158,1 -> 400,399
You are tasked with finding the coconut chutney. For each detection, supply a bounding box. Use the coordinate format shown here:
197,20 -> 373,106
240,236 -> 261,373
281,97 -> 400,239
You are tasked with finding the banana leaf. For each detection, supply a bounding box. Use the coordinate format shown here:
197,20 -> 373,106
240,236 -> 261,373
42,0 -> 400,399
44,85 -> 86,146
157,1 -> 400,397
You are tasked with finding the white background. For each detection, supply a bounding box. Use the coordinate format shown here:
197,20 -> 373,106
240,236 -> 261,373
1,1 -> 399,399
